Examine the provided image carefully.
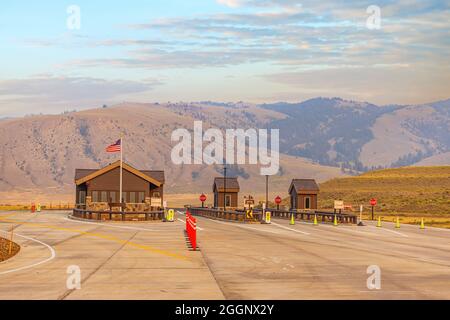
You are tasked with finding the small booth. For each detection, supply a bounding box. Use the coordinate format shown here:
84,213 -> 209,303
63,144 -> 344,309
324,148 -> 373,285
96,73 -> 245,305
74,160 -> 164,213
213,177 -> 240,209
289,179 -> 319,210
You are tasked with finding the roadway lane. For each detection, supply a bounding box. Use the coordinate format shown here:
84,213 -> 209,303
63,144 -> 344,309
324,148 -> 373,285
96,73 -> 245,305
0,211 -> 224,300
192,214 -> 450,299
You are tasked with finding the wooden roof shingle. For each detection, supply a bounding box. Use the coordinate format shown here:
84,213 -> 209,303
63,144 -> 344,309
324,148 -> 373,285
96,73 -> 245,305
289,179 -> 320,194
213,177 -> 240,192
75,161 -> 165,186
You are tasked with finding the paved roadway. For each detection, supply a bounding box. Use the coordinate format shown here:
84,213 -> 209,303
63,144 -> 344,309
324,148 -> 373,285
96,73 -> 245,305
1,210 -> 449,299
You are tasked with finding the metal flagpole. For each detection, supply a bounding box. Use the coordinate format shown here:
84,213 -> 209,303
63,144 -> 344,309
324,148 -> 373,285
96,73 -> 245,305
120,136 -> 123,204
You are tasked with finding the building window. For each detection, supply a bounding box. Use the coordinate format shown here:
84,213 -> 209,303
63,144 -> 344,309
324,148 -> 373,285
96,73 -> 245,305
305,197 -> 311,209
138,192 -> 145,203
122,192 -> 127,203
225,194 -> 231,207
92,191 -> 99,202
129,192 -> 136,203
109,191 -> 116,203
101,191 -> 108,203
79,191 -> 86,204
153,192 -> 161,198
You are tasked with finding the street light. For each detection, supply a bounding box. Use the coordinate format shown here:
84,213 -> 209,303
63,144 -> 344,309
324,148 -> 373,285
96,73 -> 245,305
223,165 -> 227,211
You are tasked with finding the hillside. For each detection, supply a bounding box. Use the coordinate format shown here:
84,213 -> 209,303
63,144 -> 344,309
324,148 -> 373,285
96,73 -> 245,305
0,97 -> 449,203
317,166 -> 450,217
0,102 -> 344,201
262,98 -> 450,170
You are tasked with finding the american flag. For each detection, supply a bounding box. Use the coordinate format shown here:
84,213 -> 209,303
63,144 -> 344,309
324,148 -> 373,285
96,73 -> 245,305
106,139 -> 121,153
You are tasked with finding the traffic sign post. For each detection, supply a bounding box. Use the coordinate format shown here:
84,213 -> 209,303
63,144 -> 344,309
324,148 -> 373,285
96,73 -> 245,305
275,196 -> 282,210
199,194 -> 207,208
370,198 -> 377,221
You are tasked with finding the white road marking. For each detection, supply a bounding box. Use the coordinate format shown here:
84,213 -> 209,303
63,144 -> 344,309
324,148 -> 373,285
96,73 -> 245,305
64,217 -> 162,232
314,223 -> 381,236
0,230 -> 56,275
177,218 -> 204,231
271,222 -> 310,235
367,225 -> 409,237
205,218 -> 283,235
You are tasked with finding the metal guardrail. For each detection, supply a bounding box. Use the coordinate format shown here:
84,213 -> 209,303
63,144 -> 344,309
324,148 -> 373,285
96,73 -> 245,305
72,208 -> 165,221
189,207 -> 262,223
253,208 -> 357,224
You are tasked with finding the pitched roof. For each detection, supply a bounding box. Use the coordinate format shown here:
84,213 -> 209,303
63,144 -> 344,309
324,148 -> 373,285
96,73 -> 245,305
213,177 -> 240,192
75,161 -> 164,186
142,170 -> 165,183
289,179 -> 320,194
75,169 -> 96,181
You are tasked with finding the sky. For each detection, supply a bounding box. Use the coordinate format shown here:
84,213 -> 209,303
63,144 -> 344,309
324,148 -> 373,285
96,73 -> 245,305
0,0 -> 449,117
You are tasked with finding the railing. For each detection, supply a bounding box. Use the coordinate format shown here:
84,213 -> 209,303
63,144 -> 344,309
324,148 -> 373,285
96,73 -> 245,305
71,208 -> 165,221
254,208 -> 357,224
189,207 -> 262,223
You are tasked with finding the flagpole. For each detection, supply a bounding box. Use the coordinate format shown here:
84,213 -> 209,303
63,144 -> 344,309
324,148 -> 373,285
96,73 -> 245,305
120,136 -> 123,204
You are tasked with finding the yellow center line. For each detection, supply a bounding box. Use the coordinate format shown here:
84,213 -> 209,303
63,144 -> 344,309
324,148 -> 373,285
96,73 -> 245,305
0,217 -> 190,261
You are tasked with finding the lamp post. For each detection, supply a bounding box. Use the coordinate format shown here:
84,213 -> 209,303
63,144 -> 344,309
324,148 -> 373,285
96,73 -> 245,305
223,165 -> 227,211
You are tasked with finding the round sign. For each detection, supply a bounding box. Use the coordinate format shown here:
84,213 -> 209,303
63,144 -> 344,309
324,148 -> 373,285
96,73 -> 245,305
200,194 -> 207,202
275,196 -> 282,205
370,198 -> 377,206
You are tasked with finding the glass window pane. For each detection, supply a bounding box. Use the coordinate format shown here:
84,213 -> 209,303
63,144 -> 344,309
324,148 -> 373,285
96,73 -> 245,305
79,191 -> 86,204
138,192 -> 145,203
100,191 -> 107,202
92,191 -> 99,202
110,192 -> 116,203
122,192 -> 127,203
129,192 -> 136,203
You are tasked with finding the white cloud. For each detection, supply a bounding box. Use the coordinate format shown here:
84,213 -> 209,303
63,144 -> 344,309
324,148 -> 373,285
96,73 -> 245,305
217,0 -> 243,8
0,76 -> 161,117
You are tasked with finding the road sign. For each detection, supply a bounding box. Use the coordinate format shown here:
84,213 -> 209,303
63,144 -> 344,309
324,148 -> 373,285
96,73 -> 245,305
275,196 -> 282,205
334,200 -> 345,210
370,198 -> 377,221
199,194 -> 207,202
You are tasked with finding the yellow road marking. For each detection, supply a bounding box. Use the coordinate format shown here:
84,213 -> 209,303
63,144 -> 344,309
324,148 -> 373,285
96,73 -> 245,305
0,217 -> 189,261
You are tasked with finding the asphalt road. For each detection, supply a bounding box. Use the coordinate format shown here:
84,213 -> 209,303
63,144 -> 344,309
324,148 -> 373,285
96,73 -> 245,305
1,210 -> 449,299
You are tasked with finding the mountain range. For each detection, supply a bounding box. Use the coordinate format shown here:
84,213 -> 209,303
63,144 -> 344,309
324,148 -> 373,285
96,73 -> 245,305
0,97 -> 448,200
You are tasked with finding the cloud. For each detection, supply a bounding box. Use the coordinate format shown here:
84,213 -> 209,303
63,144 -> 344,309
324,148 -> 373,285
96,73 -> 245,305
71,0 -> 448,74
261,64 -> 450,105
217,0 -> 243,8
0,76 -> 161,117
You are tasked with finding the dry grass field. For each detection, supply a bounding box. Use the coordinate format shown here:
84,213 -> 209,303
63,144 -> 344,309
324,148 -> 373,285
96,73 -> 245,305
317,166 -> 450,227
0,237 -> 20,262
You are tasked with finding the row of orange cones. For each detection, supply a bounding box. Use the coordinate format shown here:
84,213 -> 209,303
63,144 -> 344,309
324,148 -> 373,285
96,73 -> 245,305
289,214 -> 426,229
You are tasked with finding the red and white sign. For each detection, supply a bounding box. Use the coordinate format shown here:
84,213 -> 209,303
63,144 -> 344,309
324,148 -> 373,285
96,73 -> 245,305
370,198 -> 377,206
199,194 -> 207,203
275,196 -> 282,205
